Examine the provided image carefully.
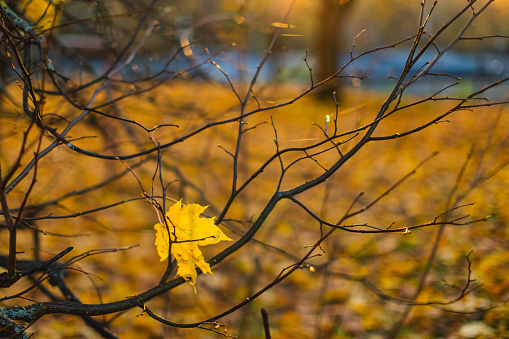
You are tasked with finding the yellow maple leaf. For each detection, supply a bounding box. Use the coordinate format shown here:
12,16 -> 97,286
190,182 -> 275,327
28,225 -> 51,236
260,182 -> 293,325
154,200 -> 232,292
19,0 -> 66,29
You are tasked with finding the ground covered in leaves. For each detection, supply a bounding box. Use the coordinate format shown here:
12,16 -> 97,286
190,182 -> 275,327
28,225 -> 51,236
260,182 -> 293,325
1,81 -> 509,338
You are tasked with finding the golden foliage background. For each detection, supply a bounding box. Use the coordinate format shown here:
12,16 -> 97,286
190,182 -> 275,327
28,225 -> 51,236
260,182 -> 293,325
2,79 -> 509,337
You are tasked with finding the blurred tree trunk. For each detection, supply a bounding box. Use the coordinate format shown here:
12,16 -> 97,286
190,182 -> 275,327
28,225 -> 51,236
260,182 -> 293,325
314,0 -> 356,99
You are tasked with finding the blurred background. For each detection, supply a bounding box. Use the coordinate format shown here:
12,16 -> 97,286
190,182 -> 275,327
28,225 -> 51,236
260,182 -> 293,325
1,0 -> 509,338
3,0 -> 509,93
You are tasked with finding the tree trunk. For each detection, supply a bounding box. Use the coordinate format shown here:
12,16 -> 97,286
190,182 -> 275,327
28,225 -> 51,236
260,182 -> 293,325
314,0 -> 355,99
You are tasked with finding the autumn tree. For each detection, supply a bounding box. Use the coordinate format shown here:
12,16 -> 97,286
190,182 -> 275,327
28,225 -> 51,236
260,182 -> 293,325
1,0 -> 509,338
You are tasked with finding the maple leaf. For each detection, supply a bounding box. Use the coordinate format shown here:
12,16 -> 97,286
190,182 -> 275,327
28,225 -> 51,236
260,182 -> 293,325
18,0 -> 67,30
154,200 -> 232,292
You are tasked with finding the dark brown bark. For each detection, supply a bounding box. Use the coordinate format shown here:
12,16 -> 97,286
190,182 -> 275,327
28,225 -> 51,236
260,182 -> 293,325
314,0 -> 355,98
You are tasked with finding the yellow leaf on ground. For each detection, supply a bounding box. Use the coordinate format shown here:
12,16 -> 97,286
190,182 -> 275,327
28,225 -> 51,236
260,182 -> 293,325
154,200 -> 232,292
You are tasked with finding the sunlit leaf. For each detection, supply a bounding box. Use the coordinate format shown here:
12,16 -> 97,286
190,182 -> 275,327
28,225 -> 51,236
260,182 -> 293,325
271,22 -> 296,28
154,200 -> 232,292
19,0 -> 66,29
